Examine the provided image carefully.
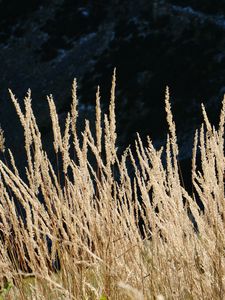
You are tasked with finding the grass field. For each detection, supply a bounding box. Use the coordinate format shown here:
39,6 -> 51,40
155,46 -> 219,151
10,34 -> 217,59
0,71 -> 224,299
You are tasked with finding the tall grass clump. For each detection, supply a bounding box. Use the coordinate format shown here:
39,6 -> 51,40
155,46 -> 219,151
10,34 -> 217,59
0,71 -> 224,299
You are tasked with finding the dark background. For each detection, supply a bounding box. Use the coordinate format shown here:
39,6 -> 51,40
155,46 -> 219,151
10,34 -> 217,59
0,0 -> 225,189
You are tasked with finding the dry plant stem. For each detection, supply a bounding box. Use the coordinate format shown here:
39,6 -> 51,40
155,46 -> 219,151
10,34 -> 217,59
0,76 -> 224,299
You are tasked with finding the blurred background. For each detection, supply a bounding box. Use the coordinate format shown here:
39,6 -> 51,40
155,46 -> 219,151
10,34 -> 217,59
0,0 -> 225,188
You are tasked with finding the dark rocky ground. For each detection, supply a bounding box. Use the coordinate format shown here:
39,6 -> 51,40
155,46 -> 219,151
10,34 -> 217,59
0,0 -> 225,190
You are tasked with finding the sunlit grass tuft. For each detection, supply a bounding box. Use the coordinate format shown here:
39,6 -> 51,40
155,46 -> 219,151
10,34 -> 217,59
0,72 -> 224,299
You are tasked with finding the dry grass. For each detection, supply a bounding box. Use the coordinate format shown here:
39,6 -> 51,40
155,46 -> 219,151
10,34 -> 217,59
0,71 -> 224,299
